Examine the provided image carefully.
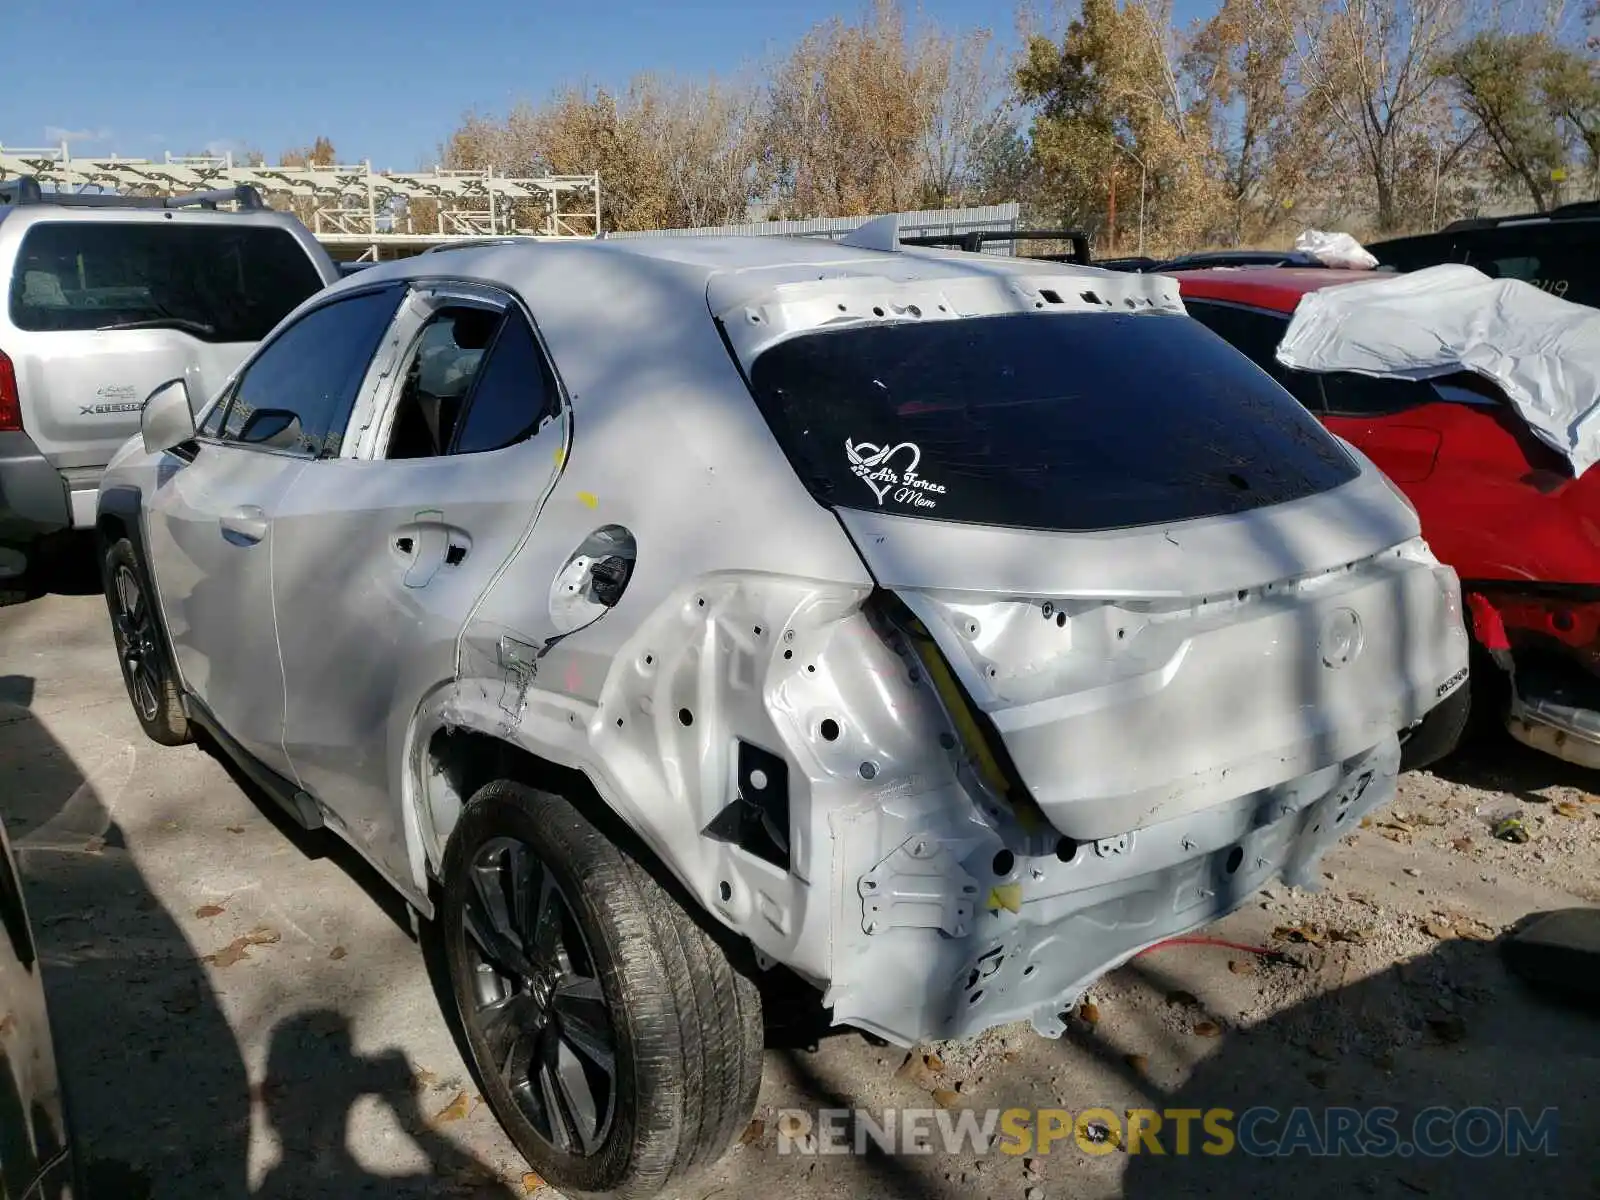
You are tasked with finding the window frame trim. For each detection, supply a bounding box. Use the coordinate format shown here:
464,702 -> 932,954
348,278 -> 568,463
197,281 -> 409,461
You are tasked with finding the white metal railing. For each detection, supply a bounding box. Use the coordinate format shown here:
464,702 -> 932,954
0,142 -> 602,242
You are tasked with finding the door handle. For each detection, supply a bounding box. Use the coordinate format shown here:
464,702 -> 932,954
220,505 -> 268,545
394,510 -> 448,588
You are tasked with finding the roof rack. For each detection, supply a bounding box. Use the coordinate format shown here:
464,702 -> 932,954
899,228 -> 1093,266
0,175 -> 266,211
420,236 -> 534,253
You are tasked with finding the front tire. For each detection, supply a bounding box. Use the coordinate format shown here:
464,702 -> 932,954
101,537 -> 190,746
438,781 -> 763,1199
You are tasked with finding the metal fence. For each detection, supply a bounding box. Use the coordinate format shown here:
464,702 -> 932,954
605,203 -> 1021,245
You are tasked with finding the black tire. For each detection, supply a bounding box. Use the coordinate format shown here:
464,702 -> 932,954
1400,680 -> 1472,772
438,780 -> 763,1200
101,537 -> 190,746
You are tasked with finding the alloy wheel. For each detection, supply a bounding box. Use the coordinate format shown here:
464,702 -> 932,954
112,565 -> 161,721
462,836 -> 617,1156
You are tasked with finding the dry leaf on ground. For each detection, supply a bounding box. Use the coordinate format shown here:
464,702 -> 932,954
204,926 -> 281,968
433,1090 -> 473,1123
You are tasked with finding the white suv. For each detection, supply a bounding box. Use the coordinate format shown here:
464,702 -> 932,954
0,177 -> 337,589
97,225 -> 1469,1198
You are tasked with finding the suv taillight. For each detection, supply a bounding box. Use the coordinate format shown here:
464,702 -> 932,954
0,350 -> 18,432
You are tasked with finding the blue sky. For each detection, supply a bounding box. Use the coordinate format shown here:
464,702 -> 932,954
2,0 -> 1217,171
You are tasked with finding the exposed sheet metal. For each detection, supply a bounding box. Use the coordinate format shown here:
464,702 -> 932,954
104,231 -> 1472,1048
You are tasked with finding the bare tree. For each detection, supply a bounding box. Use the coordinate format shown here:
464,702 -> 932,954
766,0 -> 974,216
916,28 -> 1010,206
1017,0 -> 1222,253
643,75 -> 768,228
1188,0 -> 1331,242
1291,0 -> 1473,231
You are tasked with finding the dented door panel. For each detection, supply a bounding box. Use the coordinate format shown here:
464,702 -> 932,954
270,436 -> 563,890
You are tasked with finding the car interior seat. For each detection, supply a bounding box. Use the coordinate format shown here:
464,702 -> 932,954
387,308 -> 502,458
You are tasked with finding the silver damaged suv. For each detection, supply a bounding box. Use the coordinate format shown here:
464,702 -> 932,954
96,226 -> 1470,1198
0,178 -> 337,588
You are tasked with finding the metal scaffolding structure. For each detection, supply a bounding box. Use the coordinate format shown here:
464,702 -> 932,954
0,142 -> 601,258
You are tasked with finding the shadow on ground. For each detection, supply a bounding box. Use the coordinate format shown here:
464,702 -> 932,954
1,674 -> 514,1198
1433,722 -> 1599,805
0,533 -> 101,610
1107,935 -> 1600,1197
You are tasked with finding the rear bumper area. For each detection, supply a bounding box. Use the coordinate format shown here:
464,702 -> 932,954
1505,655 -> 1600,769
1465,589 -> 1600,767
0,430 -> 70,570
829,737 -> 1399,1046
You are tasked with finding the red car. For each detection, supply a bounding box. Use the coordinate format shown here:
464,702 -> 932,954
1173,266 -> 1600,769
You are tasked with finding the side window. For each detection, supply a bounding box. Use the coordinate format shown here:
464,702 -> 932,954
1319,372 -> 1430,417
384,306 -> 504,459
1464,227 -> 1598,308
1430,370 -> 1503,408
219,287 -> 402,457
449,313 -> 560,455
1184,300 -> 1325,411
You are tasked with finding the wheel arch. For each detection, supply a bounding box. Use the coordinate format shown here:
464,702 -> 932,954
96,485 -> 182,676
403,690 -> 691,911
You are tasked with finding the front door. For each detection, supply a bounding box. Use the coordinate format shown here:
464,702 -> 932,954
144,284 -> 406,774
271,287 -> 567,887
145,443 -> 304,768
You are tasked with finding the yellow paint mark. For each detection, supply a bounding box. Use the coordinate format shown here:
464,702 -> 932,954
554,446 -> 566,467
576,490 -> 599,509
1014,796 -> 1046,833
988,883 -> 1022,914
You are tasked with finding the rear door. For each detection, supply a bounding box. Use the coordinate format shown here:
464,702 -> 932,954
144,284 -> 405,773
270,282 -> 567,888
2,215 -> 329,502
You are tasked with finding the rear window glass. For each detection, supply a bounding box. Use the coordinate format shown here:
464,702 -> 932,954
8,221 -> 325,341
741,312 -> 1359,532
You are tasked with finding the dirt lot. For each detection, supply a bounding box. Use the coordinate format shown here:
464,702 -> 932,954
2,582 -> 1598,1199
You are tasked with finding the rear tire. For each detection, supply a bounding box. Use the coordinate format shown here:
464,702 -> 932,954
438,780 -> 762,1200
101,537 -> 190,746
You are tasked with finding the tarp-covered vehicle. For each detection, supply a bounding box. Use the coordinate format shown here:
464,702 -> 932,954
1177,263 -> 1600,768
97,223 -> 1466,1198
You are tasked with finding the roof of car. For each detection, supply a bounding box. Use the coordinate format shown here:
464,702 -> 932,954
339,233 -> 1168,311
1166,266 -> 1384,311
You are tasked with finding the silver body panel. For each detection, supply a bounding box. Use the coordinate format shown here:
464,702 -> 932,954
101,235 -> 1470,1046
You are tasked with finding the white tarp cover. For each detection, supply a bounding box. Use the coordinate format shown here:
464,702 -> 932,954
1276,263 -> 1600,476
1293,229 -> 1378,269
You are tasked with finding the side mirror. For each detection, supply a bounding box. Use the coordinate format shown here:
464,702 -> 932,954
141,379 -> 197,455
237,408 -> 304,451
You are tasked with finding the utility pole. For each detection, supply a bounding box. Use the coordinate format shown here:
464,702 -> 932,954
1431,139 -> 1442,229
1110,140 -> 1148,256
1108,166 -> 1118,254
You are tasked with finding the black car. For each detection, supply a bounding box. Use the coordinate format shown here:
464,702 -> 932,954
1367,201 -> 1600,309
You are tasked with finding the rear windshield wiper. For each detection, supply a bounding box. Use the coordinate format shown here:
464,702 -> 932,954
95,316 -> 217,336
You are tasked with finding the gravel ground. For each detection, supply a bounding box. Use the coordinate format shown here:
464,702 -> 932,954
3,583 -> 1598,1199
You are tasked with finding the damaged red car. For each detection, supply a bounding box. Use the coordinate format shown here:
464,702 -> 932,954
1173,265 -> 1600,769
